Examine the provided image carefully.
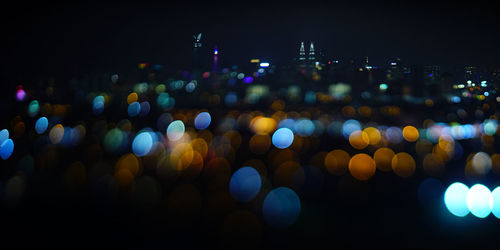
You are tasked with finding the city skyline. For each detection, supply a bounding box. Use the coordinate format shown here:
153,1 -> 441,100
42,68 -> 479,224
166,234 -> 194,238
2,1 -> 500,80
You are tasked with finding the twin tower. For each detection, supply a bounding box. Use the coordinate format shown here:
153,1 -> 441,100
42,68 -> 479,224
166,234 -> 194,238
298,42 -> 315,62
297,42 -> 316,69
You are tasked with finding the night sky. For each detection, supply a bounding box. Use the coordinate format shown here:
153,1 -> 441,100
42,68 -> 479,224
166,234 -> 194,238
2,0 -> 500,81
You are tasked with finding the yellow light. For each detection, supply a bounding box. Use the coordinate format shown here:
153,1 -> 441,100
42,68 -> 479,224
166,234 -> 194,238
402,126 -> 419,142
250,59 -> 260,63
170,143 -> 194,170
349,130 -> 369,150
127,92 -> 138,104
348,153 -> 376,181
250,116 -> 277,135
324,149 -> 350,175
438,135 -> 454,148
391,152 -> 416,178
138,63 -> 147,69
363,127 -> 381,145
374,147 -> 395,171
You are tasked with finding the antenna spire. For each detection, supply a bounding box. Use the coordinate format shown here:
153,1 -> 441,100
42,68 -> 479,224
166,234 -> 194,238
193,33 -> 202,48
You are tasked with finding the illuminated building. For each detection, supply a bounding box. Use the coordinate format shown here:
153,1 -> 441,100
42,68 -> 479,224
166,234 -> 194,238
463,66 -> 492,88
297,41 -> 322,70
192,33 -> 202,69
308,42 -> 315,61
464,65 -> 478,82
298,42 -> 306,61
386,58 -> 405,81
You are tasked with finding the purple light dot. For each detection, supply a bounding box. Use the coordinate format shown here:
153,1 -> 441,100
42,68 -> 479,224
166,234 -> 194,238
16,89 -> 26,101
243,76 -> 253,84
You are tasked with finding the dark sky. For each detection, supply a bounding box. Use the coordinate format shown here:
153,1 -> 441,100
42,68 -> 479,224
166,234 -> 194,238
1,0 -> 500,81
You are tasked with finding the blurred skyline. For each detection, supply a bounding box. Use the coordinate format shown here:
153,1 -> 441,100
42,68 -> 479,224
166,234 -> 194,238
2,0 -> 500,80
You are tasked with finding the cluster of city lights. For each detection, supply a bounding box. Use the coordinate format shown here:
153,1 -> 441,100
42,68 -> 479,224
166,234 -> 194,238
2,59 -> 500,235
445,182 -> 500,219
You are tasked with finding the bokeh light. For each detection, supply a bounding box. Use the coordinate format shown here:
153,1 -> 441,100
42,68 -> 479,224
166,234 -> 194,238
272,128 -> 294,149
324,149 -> 350,175
402,126 -> 419,142
294,119 -> 315,137
342,119 -> 361,139
103,128 -> 128,153
157,93 -> 175,110
348,153 -> 376,181
374,147 -> 395,172
127,92 -> 138,104
385,126 -> 403,144
35,117 -> 49,134
16,89 -> 26,101
167,120 -> 185,141
466,184 -> 492,218
262,187 -> 301,228
225,92 -> 238,106
93,95 -> 105,115
229,167 -> 262,202
251,116 -> 277,135
28,100 -> 40,117
444,182 -> 469,217
194,112 -> 212,130
483,119 -> 498,136
49,124 -> 65,144
349,130 -> 369,150
471,152 -> 491,175
132,131 -> 153,157
363,127 -> 381,145
391,152 -> 416,178
0,138 -> 14,160
490,187 -> 500,219
243,76 -> 253,84
128,101 -> 141,117
139,101 -> 151,116
0,129 -> 9,144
